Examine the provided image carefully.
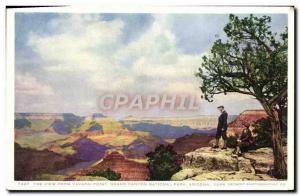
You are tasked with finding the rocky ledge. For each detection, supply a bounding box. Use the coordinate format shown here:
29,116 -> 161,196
171,147 -> 276,181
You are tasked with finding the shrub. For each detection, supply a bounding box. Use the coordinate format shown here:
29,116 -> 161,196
227,136 -> 238,148
253,118 -> 273,148
87,168 -> 121,181
146,144 -> 181,181
253,117 -> 287,148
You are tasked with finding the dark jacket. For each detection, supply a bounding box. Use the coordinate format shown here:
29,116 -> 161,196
217,111 -> 228,131
240,128 -> 253,143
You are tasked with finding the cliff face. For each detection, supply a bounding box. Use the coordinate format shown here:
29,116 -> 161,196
172,134 -> 214,155
227,110 -> 268,136
63,137 -> 109,161
171,147 -> 276,181
15,113 -> 66,120
15,143 -> 79,180
80,152 -> 150,181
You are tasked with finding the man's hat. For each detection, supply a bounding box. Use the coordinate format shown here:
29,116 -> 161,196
217,105 -> 224,109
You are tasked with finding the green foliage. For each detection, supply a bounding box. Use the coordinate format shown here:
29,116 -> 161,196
196,14 -> 289,179
87,168 -> 121,181
146,145 -> 181,181
196,14 -> 287,103
253,118 -> 287,148
227,135 -> 238,148
253,118 -> 272,148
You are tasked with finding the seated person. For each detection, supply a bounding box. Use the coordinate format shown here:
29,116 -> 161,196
232,122 -> 254,157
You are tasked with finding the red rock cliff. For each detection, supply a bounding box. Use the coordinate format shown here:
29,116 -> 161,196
227,110 -> 268,137
84,152 -> 150,181
172,134 -> 214,155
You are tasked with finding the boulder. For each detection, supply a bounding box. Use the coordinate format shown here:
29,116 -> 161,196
183,147 -> 241,171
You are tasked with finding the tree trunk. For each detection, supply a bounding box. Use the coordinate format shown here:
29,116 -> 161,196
269,114 -> 287,179
261,101 -> 287,179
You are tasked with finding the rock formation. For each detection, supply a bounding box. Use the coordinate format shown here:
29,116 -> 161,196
79,152 -> 150,181
171,147 -> 276,181
122,115 -> 237,130
63,137 -> 109,161
227,110 -> 268,136
15,143 -> 79,180
172,134 -> 214,155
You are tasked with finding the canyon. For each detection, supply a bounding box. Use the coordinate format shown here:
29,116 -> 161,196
227,110 -> 268,136
14,109 -> 271,181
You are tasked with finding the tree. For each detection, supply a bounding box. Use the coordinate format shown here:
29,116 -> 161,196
196,14 -> 288,179
146,145 -> 181,180
253,118 -> 287,148
87,168 -> 121,180
253,118 -> 273,148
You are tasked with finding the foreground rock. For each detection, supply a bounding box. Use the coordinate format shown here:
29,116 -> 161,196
243,147 -> 276,175
171,147 -> 276,181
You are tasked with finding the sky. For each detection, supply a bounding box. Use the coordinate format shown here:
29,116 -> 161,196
15,13 -> 287,117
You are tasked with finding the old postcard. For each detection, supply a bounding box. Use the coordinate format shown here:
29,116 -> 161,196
6,6 -> 295,191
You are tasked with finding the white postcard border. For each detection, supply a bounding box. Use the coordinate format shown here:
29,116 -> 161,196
5,5 -> 295,191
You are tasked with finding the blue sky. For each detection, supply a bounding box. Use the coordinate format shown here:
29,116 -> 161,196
15,13 -> 288,117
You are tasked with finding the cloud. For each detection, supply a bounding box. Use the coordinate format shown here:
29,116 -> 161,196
28,14 -> 124,73
15,72 -> 54,96
27,14 -> 204,95
89,15 -> 205,96
19,13 -> 264,115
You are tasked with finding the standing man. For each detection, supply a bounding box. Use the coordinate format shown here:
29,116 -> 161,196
213,105 -> 228,149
